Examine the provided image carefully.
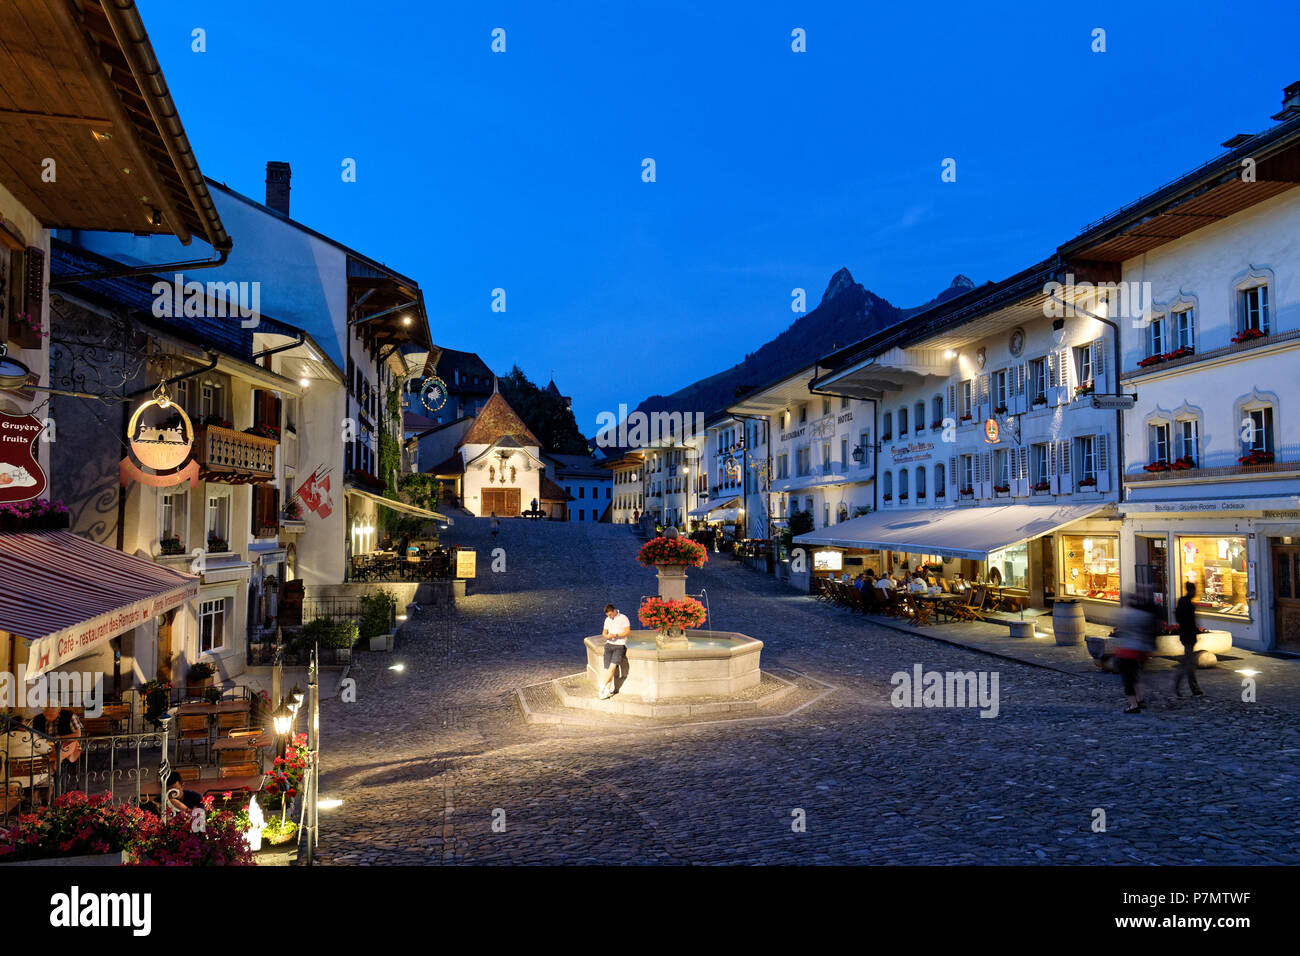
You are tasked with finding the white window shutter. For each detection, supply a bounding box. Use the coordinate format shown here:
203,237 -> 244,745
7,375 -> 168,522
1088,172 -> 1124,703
947,384 -> 956,416
949,454 -> 958,488
1097,433 -> 1111,493
1048,440 -> 1059,493
1092,338 -> 1105,386
1059,438 -> 1072,493
1047,352 -> 1057,388
981,451 -> 993,498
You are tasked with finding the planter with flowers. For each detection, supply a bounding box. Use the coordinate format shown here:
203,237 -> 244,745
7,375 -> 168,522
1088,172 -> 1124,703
0,498 -> 71,533
1231,327 -> 1268,345
186,660 -> 216,695
638,596 -> 707,649
206,533 -> 229,553
882,493 -> 893,502
1137,354 -> 1165,369
1163,345 -> 1194,361
1077,476 -> 1098,489
1074,382 -> 1095,398
1170,455 -> 1196,470
1143,460 -> 1171,472
993,484 -> 1011,496
960,413 -> 973,422
993,405 -> 1008,416
1031,480 -> 1051,494
1031,394 -> 1047,407
1238,449 -> 1275,467
638,535 -> 707,602
141,678 -> 172,727
930,422 -> 943,431
958,486 -> 975,500
159,536 -> 185,555
243,423 -> 281,441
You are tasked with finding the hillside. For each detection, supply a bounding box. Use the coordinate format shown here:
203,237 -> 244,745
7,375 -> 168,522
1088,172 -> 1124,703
629,268 -> 976,421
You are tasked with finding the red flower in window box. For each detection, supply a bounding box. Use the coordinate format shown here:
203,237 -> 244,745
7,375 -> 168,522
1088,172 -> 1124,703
1137,355 -> 1165,369
993,405 -> 1008,415
882,493 -> 893,501
993,484 -> 1010,494
930,422 -> 943,431
1238,449 -> 1275,466
1163,346 -> 1194,360
960,413 -> 973,421
1077,476 -> 1097,487
1143,460 -> 1170,472
1031,481 -> 1050,492
959,486 -> 975,496
898,493 -> 909,500
1170,455 -> 1196,470
1231,327 -> 1267,344
1031,395 -> 1047,406
935,488 -> 946,498
1074,382 -> 1094,396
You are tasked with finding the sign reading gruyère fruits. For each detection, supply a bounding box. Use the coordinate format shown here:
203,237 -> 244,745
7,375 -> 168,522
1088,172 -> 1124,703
0,413 -> 48,503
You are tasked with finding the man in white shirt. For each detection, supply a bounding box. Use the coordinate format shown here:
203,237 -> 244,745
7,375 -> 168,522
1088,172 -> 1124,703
598,604 -> 631,700
875,573 -> 896,594
908,573 -> 929,594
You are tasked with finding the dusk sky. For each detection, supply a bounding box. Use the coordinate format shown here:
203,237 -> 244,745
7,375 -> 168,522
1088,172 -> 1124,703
139,0 -> 1300,434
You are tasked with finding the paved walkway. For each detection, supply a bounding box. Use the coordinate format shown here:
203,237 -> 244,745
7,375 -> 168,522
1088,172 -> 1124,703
314,518 -> 1300,865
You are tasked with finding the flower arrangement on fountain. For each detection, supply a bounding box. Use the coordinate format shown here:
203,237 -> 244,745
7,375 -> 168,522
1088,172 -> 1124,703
637,536 -> 708,568
638,596 -> 707,637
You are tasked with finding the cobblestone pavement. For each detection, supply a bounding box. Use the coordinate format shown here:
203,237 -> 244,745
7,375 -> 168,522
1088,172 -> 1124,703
315,519 -> 1300,865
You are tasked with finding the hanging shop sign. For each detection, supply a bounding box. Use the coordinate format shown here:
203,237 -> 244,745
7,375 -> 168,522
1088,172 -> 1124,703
0,413 -> 48,504
984,418 -> 1000,443
420,376 -> 448,413
120,387 -> 199,488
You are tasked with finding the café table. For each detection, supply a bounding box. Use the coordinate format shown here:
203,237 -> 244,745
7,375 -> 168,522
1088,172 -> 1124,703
211,731 -> 274,752
139,773 -> 266,799
916,593 -> 965,624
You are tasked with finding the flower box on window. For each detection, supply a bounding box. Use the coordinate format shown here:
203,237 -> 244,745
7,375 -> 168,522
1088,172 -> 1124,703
1031,395 -> 1047,407
1231,328 -> 1268,345
1238,449 -> 1275,466
960,414 -> 973,422
1077,476 -> 1097,488
1163,346 -> 1194,361
1074,382 -> 1094,397
206,534 -> 230,553
993,484 -> 1010,495
935,488 -> 946,498
1170,455 -> 1196,470
882,494 -> 893,502
993,405 -> 1008,415
1143,460 -> 1170,473
1031,481 -> 1051,493
898,493 -> 909,500
1137,355 -> 1165,369
929,422 -> 943,431
958,487 -> 974,497
159,537 -> 185,555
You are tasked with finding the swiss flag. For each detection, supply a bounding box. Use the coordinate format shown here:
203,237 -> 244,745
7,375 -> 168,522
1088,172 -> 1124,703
296,469 -> 333,519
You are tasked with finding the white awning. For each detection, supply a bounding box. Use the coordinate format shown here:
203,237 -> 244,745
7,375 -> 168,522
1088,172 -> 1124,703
345,486 -> 449,522
794,503 -> 1111,561
688,497 -> 738,518
706,508 -> 739,523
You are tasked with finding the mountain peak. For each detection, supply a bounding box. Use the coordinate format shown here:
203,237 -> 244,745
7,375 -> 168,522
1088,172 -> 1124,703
949,274 -> 975,291
821,267 -> 860,303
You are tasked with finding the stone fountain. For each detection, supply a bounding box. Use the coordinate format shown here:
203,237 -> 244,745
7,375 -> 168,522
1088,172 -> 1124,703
585,529 -> 763,699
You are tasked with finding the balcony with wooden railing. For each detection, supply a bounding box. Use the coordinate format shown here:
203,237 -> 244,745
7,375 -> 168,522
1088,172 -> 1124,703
195,424 -> 278,483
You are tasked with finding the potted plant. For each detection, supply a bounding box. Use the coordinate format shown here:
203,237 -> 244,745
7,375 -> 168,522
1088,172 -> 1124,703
1032,480 -> 1051,493
929,421 -> 943,431
636,536 -> 708,569
203,686 -> 223,704
141,678 -> 172,727
1143,460 -> 1171,472
1164,345 -> 1194,360
993,404 -> 1008,415
1031,394 -> 1047,407
959,486 -> 975,498
1137,354 -> 1164,369
882,493 -> 893,502
187,660 -> 216,693
1170,455 -> 1196,470
960,413 -> 973,422
637,595 -> 707,648
898,492 -> 909,500
282,500 -> 302,521
359,590 -> 398,651
206,533 -> 229,553
262,817 -> 297,846
1077,476 -> 1098,488
1074,382 -> 1094,397
993,483 -> 1011,496
159,536 -> 185,555
1238,449 -> 1275,466
1231,327 -> 1267,344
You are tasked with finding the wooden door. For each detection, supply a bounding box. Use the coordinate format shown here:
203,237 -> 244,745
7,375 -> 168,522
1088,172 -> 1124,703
1272,544 -> 1300,649
157,609 -> 175,681
481,489 -> 503,516
504,488 -> 520,516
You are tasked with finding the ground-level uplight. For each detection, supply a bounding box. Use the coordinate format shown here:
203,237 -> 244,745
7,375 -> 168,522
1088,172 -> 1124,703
388,663 -> 405,672
1236,669 -> 1260,677
317,798 -> 343,811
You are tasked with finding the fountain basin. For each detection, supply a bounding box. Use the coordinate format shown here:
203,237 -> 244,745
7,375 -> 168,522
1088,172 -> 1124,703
585,630 -> 763,699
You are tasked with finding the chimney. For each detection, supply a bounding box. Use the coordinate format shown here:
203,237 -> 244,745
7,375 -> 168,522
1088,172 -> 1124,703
1271,81 -> 1300,122
265,161 -> 291,216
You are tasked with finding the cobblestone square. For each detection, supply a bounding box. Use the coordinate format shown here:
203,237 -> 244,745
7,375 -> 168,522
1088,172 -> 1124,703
316,519 -> 1300,865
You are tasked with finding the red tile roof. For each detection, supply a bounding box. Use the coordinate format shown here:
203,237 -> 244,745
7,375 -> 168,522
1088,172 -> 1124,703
458,392 -> 541,449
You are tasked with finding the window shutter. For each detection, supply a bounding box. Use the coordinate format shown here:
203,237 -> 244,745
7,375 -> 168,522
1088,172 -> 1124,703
1096,433 -> 1108,472
1048,443 -> 1056,475
1059,438 -> 1072,493
949,455 -> 958,487
947,384 -> 956,415
1148,427 -> 1158,465
1092,338 -> 1104,378
1191,419 -> 1200,463
11,246 -> 45,350
1057,348 -> 1071,389
1047,352 -> 1057,388
1016,363 -> 1026,394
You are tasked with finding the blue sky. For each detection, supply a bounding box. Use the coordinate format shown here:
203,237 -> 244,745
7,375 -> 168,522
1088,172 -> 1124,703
139,0 -> 1300,434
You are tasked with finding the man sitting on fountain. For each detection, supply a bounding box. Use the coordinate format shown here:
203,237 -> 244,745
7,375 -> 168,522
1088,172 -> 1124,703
598,603 -> 631,700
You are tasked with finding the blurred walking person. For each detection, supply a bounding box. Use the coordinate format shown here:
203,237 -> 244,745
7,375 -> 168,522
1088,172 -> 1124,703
1173,582 -> 1205,698
1113,593 -> 1158,713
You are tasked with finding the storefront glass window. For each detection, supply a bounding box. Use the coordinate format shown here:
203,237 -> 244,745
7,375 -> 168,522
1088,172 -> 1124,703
986,542 -> 1029,589
1177,535 -> 1249,618
1059,534 -> 1120,601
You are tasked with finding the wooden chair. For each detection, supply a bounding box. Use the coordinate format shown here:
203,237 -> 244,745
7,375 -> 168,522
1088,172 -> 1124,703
81,716 -> 116,735
901,595 -> 933,626
951,588 -> 986,622
178,714 -> 210,763
216,711 -> 248,736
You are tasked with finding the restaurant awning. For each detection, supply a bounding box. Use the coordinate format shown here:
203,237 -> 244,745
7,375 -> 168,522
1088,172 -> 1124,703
344,486 -> 449,523
688,497 -> 738,518
793,503 -> 1111,561
0,531 -> 199,679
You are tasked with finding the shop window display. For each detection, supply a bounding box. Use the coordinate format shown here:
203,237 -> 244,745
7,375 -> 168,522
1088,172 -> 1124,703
1178,535 -> 1249,618
986,542 -> 1029,590
1060,534 -> 1120,601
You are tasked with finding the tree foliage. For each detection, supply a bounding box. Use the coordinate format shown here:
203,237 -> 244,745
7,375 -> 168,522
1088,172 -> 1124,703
498,365 -> 589,454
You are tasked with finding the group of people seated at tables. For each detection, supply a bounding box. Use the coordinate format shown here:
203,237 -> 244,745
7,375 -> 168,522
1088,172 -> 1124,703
826,568 -> 971,596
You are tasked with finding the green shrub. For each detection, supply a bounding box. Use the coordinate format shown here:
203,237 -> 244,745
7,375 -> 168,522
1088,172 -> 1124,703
296,616 -> 359,650
358,589 -> 397,639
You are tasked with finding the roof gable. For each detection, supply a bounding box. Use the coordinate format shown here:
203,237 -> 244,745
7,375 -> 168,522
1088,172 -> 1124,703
458,392 -> 542,449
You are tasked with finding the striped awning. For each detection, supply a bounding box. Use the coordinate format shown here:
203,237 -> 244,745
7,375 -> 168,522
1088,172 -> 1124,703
0,531 -> 199,678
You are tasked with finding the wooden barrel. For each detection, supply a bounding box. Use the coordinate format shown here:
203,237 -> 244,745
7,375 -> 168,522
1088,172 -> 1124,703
1052,600 -> 1086,646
